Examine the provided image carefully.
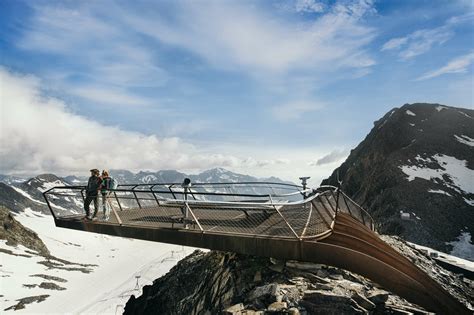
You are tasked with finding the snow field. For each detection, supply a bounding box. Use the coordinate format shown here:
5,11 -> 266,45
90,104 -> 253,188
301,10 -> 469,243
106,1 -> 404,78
2,209 -> 197,314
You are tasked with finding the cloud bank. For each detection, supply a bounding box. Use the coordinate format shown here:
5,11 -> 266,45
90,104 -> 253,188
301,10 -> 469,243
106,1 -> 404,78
0,68 -> 254,175
0,68 -> 340,185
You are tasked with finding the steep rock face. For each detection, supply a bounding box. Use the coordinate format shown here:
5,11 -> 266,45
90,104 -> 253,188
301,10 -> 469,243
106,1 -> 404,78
0,183 -> 48,213
124,251 -> 271,315
322,103 -> 473,258
0,206 -> 50,256
124,237 -> 473,314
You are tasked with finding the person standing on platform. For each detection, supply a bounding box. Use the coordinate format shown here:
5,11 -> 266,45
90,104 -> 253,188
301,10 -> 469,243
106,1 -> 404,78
84,169 -> 101,220
100,170 -> 112,220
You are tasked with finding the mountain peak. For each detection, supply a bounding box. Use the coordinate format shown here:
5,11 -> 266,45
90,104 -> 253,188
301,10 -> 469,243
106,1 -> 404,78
322,103 -> 474,259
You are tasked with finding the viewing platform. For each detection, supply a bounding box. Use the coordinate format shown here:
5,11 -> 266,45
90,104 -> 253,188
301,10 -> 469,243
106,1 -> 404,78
43,180 -> 470,314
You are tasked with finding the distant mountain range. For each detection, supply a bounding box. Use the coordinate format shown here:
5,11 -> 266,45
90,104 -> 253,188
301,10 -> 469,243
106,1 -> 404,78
64,167 -> 293,186
323,103 -> 473,259
0,168 -> 292,214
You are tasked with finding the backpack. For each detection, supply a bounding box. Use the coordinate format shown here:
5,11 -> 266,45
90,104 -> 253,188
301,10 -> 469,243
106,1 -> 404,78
109,177 -> 118,190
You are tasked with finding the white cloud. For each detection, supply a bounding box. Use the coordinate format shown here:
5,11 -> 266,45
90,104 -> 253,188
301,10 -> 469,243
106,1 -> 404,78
0,69 -> 242,175
382,27 -> 453,60
381,37 -> 408,51
271,100 -> 325,121
416,52 -> 474,81
381,13 -> 472,60
308,149 -> 349,166
294,0 -> 326,13
119,0 -> 376,74
67,86 -> 151,106
17,4 -> 167,106
1,68 -> 334,184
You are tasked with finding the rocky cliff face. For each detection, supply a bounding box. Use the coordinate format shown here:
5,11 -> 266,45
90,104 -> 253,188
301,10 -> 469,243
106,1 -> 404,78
0,206 -> 50,256
322,103 -> 473,259
124,237 -> 473,315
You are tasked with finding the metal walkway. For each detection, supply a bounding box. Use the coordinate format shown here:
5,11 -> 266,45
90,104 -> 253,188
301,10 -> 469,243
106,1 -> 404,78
43,181 -> 469,314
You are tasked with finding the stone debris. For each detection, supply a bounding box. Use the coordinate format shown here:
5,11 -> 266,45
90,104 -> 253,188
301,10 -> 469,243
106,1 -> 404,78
267,301 -> 287,311
224,303 -> 244,315
4,295 -> 50,311
124,240 -> 473,315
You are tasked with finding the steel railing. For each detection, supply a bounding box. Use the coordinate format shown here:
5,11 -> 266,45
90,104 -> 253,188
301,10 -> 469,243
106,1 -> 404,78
43,182 -> 374,240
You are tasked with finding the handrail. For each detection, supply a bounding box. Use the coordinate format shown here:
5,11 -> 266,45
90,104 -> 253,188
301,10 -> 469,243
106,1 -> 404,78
339,191 -> 375,230
117,181 -> 303,188
44,187 -> 325,207
44,183 -> 319,205
43,182 -> 374,239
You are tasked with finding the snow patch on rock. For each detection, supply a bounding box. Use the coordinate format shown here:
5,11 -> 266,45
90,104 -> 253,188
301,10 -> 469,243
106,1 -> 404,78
458,110 -> 472,118
405,110 -> 416,116
399,154 -> 474,194
10,186 -> 47,205
37,180 -> 65,192
428,189 -> 452,197
463,197 -> 474,206
454,134 -> 474,147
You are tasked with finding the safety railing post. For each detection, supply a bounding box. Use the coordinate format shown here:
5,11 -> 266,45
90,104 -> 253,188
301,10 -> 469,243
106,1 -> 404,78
168,184 -> 177,200
181,178 -> 192,228
132,185 -> 142,209
270,195 -> 300,239
334,188 -> 340,215
150,185 -> 160,206
300,200 -> 314,238
185,203 -> 203,232
109,196 -> 122,225
113,191 -> 123,212
42,191 -> 57,220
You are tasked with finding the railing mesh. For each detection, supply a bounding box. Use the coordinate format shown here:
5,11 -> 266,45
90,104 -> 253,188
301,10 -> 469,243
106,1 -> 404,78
44,183 -> 374,239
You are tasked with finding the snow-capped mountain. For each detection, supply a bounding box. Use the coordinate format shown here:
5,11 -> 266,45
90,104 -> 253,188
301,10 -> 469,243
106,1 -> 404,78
0,182 -> 49,214
323,103 -> 473,260
0,174 -> 83,215
191,167 -> 256,183
20,174 -> 70,199
0,174 -> 26,185
63,175 -> 88,185
108,168 -> 291,186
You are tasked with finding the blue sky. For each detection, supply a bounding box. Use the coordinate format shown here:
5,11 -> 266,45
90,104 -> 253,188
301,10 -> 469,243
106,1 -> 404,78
1,0 -> 473,184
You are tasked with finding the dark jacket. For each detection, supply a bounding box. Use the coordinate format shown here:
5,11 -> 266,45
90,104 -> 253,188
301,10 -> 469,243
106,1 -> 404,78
86,175 -> 101,196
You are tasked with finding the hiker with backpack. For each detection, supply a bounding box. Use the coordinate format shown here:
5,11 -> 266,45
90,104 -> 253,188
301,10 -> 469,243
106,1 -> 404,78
84,169 -> 101,220
100,170 -> 117,220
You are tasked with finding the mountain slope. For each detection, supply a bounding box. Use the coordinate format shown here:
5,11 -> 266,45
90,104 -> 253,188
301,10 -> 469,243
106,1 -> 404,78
322,103 -> 473,259
0,183 -> 49,213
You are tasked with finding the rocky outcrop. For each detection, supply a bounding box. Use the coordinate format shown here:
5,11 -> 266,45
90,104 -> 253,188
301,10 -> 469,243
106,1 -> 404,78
0,206 -> 49,255
322,103 -> 474,257
124,237 -> 473,314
